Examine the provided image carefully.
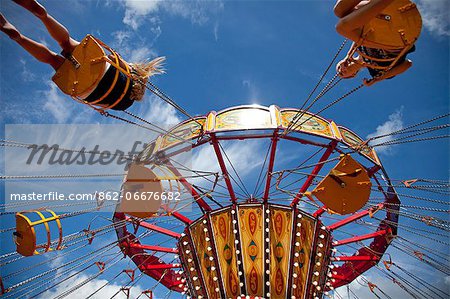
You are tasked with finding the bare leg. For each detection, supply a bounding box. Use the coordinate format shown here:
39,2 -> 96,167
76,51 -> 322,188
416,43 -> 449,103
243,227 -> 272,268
13,0 -> 79,53
334,0 -> 363,18
1,13 -> 64,70
336,0 -> 396,38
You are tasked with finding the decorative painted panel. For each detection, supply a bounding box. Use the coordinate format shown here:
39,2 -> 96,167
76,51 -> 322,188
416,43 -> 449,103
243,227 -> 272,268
160,118 -> 206,149
211,209 -> 240,298
190,219 -> 221,298
291,212 -> 316,299
339,127 -> 379,163
269,207 -> 293,298
280,110 -> 334,138
238,206 -> 265,296
215,107 -> 273,131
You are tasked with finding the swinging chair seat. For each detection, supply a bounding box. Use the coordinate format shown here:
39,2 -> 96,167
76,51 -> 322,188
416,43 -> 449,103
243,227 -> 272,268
52,35 -> 132,110
311,155 -> 372,215
118,163 -> 163,219
361,0 -> 422,49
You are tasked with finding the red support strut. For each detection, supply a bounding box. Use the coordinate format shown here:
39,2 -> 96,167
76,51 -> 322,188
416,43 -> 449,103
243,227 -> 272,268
164,160 -> 212,212
332,255 -> 380,262
327,203 -> 383,231
263,132 -> 279,202
210,133 -> 238,203
125,216 -> 181,239
141,263 -> 182,270
333,229 -> 388,246
291,140 -> 338,206
126,243 -> 178,254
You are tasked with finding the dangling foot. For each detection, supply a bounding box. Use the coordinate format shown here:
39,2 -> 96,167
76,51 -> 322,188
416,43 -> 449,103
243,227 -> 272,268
13,0 -> 47,18
0,13 -> 21,40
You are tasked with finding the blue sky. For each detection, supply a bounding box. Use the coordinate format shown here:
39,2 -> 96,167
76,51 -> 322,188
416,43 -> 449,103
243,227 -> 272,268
0,0 -> 449,298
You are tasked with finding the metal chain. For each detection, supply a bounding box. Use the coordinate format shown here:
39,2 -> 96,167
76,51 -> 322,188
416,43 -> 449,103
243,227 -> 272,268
366,113 -> 449,142
373,125 -> 449,146
372,134 -> 450,147
367,201 -> 449,213
101,110 -> 168,135
123,110 -> 196,146
285,39 -> 348,133
368,124 -> 450,142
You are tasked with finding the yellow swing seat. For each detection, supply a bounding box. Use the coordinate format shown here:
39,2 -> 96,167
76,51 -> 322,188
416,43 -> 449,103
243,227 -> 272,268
361,0 -> 422,49
118,163 -> 164,219
51,34 -> 132,110
309,154 -> 372,215
14,209 -> 62,257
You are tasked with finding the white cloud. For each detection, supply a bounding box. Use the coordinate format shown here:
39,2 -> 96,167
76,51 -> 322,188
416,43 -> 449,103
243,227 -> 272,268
242,79 -> 260,101
213,21 -> 220,41
42,81 -> 76,123
417,0 -> 450,36
190,140 -> 264,192
130,47 -> 159,63
366,108 -> 404,154
37,271 -> 144,299
20,59 -> 36,82
122,0 -> 161,30
111,30 -> 132,47
139,94 -> 182,129
111,30 -> 160,63
118,0 -> 224,30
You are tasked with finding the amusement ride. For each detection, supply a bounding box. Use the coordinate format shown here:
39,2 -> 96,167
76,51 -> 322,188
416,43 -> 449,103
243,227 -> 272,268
0,0 -> 449,298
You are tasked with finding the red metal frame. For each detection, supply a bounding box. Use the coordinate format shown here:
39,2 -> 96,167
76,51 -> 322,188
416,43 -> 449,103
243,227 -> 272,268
329,184 -> 400,289
333,229 -> 388,246
164,160 -> 212,213
167,211 -> 192,225
125,216 -> 181,239
332,255 -> 380,262
141,264 -> 182,270
291,140 -> 338,206
114,213 -> 183,292
326,203 -> 384,231
262,131 -> 279,202
312,206 -> 326,217
125,243 -> 179,254
210,133 -> 238,203
280,134 -> 331,148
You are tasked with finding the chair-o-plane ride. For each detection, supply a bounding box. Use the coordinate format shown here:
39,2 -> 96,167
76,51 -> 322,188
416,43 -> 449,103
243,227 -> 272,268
3,0 -> 447,299
111,105 -> 399,299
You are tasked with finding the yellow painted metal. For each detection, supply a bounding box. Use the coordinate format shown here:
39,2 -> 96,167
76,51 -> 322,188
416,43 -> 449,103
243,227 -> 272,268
361,0 -> 422,49
238,205 -> 264,296
210,210 -> 240,298
268,207 -> 293,298
119,163 -> 163,219
52,35 -> 107,97
51,35 -> 132,110
15,209 -> 62,257
311,154 -> 372,215
330,121 -> 342,140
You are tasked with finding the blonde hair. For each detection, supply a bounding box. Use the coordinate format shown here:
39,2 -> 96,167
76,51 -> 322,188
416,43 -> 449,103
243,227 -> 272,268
129,56 -> 166,101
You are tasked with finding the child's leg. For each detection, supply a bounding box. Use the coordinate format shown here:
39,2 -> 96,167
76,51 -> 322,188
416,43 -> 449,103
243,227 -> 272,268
13,0 -> 79,54
336,0 -> 396,34
334,0 -> 363,18
1,14 -> 64,70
